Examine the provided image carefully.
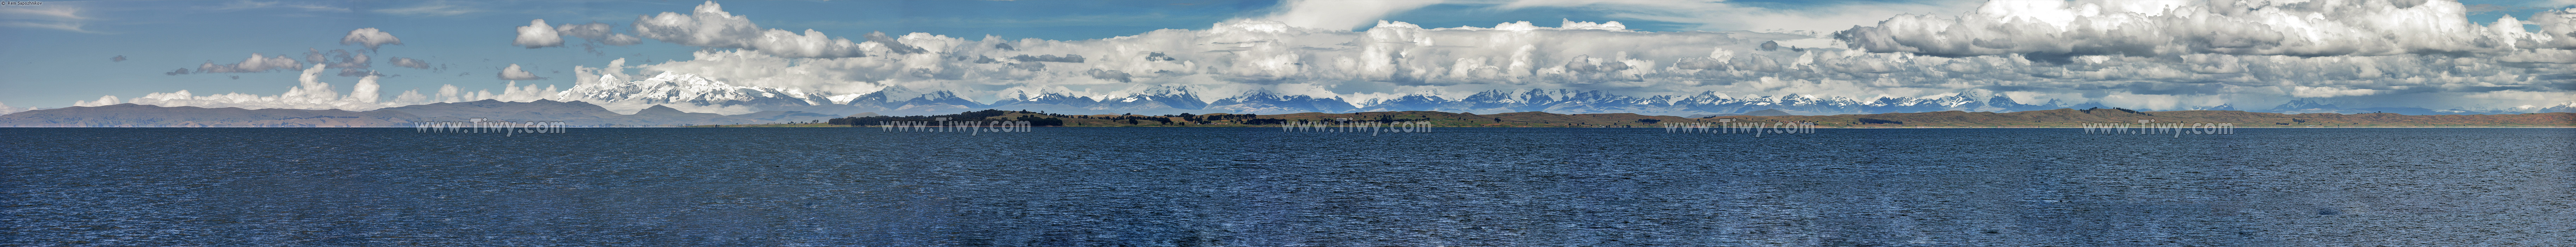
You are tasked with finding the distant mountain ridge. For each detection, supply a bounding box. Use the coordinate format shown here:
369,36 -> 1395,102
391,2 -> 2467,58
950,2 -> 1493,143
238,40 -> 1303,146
7,101 -> 2566,128
11,72 -> 2563,121
548,73 -> 2569,117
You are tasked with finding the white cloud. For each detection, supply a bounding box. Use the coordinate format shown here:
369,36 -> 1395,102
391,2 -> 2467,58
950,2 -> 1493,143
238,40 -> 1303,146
630,1 -> 872,58
72,95 -> 119,107
497,64 -> 546,80
2538,8 -> 2576,49
1259,0 -> 1444,30
195,53 -> 304,73
85,65 -> 423,110
341,28 -> 402,49
513,19 -> 564,48
348,75 -> 380,103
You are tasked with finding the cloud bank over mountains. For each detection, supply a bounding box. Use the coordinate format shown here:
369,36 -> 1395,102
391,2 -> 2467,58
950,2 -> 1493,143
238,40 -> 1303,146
57,0 -> 2575,116
74,64 -> 560,112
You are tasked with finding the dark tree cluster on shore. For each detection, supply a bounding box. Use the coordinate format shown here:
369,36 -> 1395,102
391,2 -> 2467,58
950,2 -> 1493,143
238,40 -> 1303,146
1077,114 -> 1175,125
1177,113 -> 1271,124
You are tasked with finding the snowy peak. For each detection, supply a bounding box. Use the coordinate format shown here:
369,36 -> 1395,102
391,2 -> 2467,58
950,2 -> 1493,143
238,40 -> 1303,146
559,72 -> 822,107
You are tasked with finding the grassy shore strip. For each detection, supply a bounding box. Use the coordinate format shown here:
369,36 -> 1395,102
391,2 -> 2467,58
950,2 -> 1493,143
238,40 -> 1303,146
690,109 -> 2576,128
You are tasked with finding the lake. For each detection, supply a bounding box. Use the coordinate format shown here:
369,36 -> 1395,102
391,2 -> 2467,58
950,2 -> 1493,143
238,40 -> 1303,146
3,127 -> 2569,246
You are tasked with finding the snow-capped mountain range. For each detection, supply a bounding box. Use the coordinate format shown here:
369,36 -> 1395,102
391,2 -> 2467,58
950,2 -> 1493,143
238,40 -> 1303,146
553,72 -> 2571,116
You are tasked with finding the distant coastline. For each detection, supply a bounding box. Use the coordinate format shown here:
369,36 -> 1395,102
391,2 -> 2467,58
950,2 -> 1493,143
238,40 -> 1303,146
687,108 -> 2574,128
4,102 -> 2567,128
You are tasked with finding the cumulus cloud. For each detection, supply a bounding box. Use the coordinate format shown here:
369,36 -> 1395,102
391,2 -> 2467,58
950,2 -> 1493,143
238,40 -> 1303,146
630,1 -> 873,58
164,68 -> 190,76
497,64 -> 545,80
196,53 -> 305,73
81,65 -> 416,110
341,28 -> 402,49
514,19 -> 564,48
72,95 -> 118,107
554,22 -> 642,46
388,57 -> 431,69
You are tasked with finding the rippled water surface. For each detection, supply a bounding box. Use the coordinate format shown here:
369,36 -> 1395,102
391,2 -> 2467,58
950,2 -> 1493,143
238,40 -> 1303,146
4,127 -> 2571,246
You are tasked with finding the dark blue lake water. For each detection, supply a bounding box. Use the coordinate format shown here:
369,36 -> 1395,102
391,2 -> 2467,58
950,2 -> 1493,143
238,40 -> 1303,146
3,127 -> 2570,246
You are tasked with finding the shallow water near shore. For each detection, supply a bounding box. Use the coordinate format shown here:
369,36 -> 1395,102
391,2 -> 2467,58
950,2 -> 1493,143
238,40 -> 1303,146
4,127 -> 2570,246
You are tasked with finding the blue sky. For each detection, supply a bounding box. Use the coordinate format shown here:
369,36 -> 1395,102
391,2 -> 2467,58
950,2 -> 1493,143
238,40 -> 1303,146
4,0 -> 2572,111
